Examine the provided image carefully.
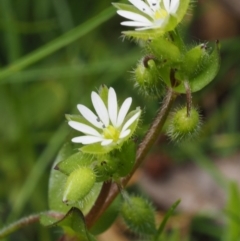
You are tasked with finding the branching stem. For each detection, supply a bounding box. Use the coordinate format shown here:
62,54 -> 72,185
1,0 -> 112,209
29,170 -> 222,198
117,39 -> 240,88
85,88 -> 178,228
184,81 -> 192,117
0,211 -> 63,239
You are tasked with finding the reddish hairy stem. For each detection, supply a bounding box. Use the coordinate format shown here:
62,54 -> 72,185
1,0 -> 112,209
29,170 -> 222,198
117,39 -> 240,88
86,88 -> 177,228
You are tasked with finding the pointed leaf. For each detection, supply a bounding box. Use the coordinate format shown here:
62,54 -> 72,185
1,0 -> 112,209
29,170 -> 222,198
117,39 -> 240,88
174,42 -> 220,93
55,207 -> 97,241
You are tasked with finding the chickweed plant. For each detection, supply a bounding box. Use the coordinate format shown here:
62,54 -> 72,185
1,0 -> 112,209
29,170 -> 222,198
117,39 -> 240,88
0,0 -> 221,240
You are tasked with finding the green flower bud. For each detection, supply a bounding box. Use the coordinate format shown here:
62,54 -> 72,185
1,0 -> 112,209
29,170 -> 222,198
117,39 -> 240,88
134,57 -> 166,98
167,106 -> 201,141
147,37 -> 181,64
121,196 -> 156,236
63,167 -> 96,204
178,43 -> 208,80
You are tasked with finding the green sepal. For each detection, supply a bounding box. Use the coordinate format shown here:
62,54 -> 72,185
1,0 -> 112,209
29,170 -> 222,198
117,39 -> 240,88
147,37 -> 181,64
174,0 -> 191,27
122,29 -> 164,41
113,140 -> 136,178
55,152 -> 93,176
98,84 -> 109,107
63,167 -> 96,205
95,140 -> 136,182
174,42 -> 220,93
95,154 -> 119,182
80,143 -> 113,155
122,108 -> 141,136
54,207 -> 96,241
90,195 -> 121,235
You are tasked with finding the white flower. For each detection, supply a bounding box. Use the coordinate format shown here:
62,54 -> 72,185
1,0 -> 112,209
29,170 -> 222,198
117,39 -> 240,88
116,0 -> 180,31
68,87 -> 141,147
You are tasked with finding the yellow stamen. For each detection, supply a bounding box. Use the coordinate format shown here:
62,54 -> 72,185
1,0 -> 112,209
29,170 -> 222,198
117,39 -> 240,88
154,9 -> 168,20
103,125 -> 120,142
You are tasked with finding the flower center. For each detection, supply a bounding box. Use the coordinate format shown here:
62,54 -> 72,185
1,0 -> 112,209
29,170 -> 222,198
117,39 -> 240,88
102,125 -> 120,141
154,9 -> 168,20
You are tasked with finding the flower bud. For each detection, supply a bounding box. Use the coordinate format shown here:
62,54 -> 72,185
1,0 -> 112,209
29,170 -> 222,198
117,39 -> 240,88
147,37 -> 181,64
121,196 -> 156,235
63,167 -> 96,204
134,58 -> 165,98
180,43 -> 208,79
167,106 -> 201,141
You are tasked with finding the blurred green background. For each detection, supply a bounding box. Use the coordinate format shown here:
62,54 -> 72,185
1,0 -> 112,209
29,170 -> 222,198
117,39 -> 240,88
0,0 -> 240,240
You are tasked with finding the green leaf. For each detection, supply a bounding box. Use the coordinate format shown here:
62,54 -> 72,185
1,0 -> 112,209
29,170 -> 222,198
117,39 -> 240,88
56,152 -> 94,175
48,143 -> 102,214
223,182 -> 240,240
40,212 -> 63,226
55,207 -> 96,241
90,195 -> 121,235
174,42 -> 220,93
153,199 -> 180,241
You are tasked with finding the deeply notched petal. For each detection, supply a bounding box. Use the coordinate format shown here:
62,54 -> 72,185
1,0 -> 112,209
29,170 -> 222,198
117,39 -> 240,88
72,136 -> 104,144
122,111 -> 141,132
128,0 -> 153,16
117,10 -> 152,24
116,97 -> 132,127
69,121 -> 102,137
108,87 -> 118,127
91,91 -> 109,127
77,104 -> 103,129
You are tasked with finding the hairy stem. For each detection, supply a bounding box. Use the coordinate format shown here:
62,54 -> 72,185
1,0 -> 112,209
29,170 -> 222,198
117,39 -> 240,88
85,88 -> 178,228
0,211 -> 63,239
184,81 -> 192,117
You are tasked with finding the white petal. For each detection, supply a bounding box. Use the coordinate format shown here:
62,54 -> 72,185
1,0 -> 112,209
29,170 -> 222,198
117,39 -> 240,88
146,0 -> 160,11
108,87 -> 118,127
91,91 -> 109,127
128,0 -> 153,16
121,21 -> 153,27
101,139 -> 113,146
116,97 -> 132,127
121,111 -> 141,132
72,136 -> 104,144
117,10 -> 152,24
119,129 -> 131,139
135,25 -> 153,30
68,121 -> 101,137
163,0 -> 170,12
169,0 -> 179,14
77,104 -> 103,129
